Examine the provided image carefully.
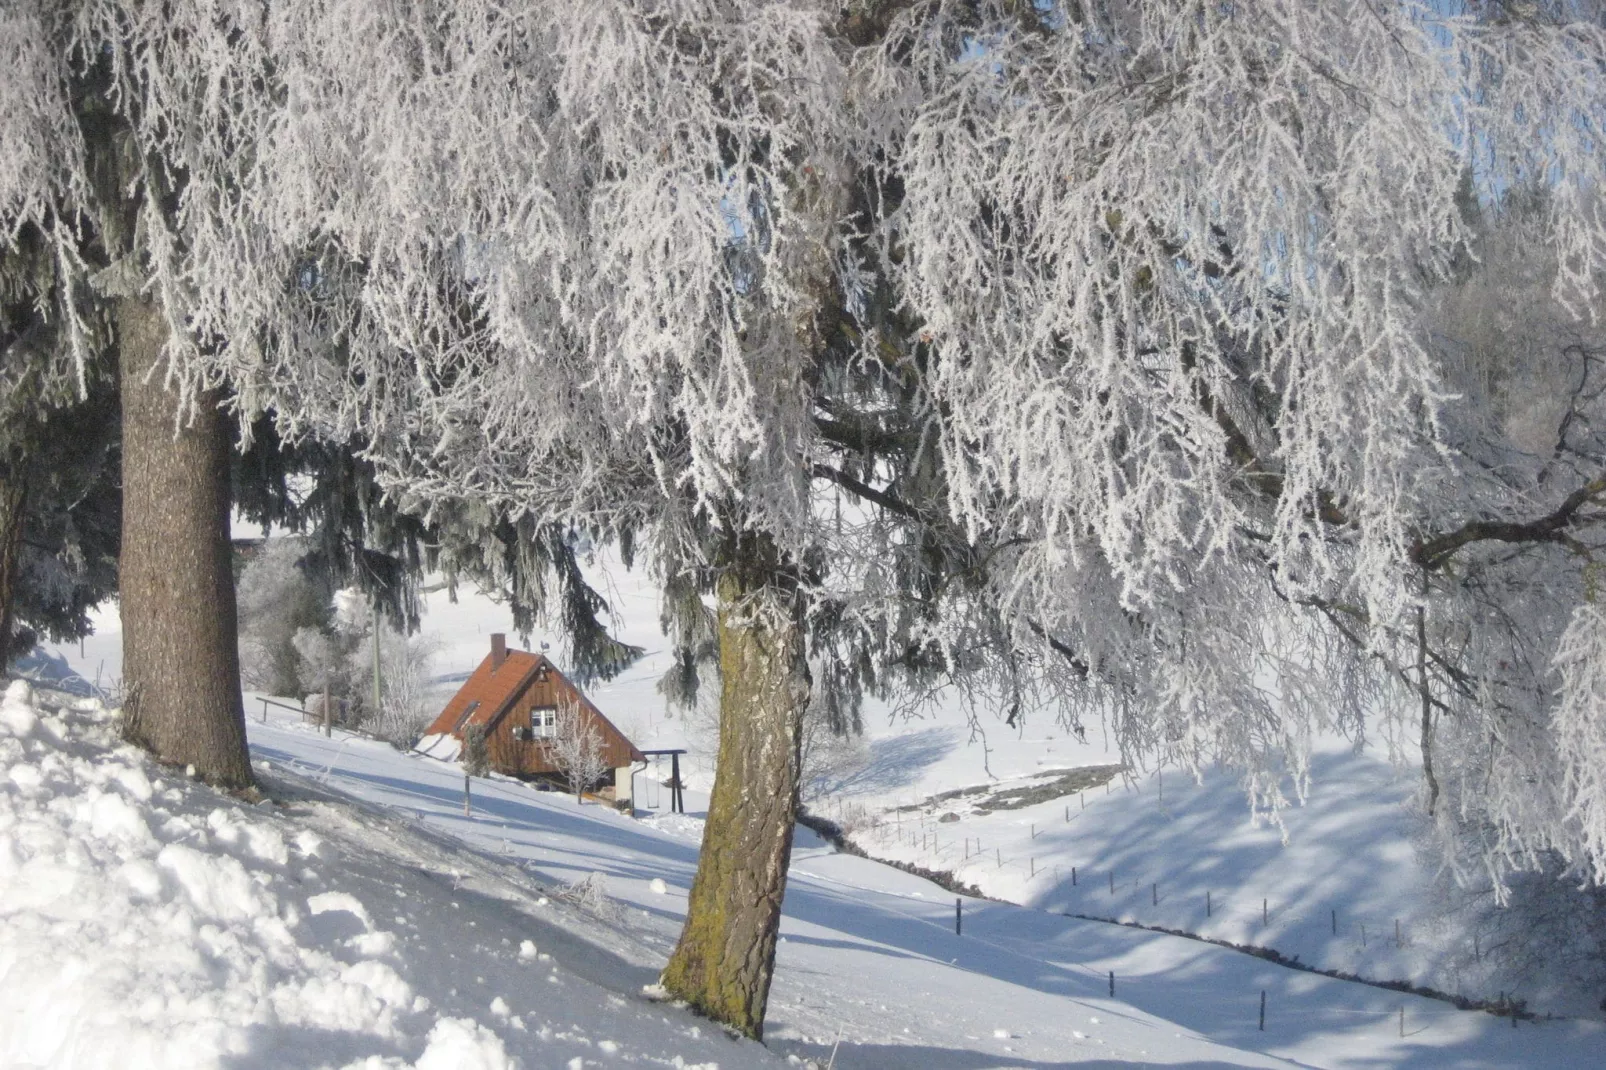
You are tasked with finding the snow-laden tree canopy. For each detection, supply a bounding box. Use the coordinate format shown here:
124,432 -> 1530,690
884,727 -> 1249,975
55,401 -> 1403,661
6,0 -> 1606,885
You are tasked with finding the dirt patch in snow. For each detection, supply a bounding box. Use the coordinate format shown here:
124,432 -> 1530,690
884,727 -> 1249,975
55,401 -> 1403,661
890,763 -> 1125,816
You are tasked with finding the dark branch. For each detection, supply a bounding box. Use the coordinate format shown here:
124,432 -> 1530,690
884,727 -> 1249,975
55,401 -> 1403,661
811,462 -> 925,523
1412,475 -> 1606,570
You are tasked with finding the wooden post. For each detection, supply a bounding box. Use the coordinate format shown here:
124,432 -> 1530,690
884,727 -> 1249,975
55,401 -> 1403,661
1207,890 -> 1212,917
1072,865 -> 1077,886
955,898 -> 962,936
1152,882 -> 1157,906
371,595 -> 382,727
1108,970 -> 1114,997
1030,857 -> 1035,877
1263,898 -> 1268,926
670,752 -> 683,814
463,774 -> 471,816
1259,990 -> 1266,1032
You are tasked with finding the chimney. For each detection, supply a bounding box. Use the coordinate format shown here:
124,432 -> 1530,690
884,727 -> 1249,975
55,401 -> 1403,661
490,633 -> 507,670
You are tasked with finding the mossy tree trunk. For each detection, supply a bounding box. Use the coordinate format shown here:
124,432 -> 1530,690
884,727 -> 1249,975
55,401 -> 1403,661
117,293 -> 254,789
0,473 -> 25,672
660,561 -> 811,1039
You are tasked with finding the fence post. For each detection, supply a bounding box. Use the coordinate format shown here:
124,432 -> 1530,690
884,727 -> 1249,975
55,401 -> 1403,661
955,898 -> 962,936
1109,970 -> 1114,997
1332,908 -> 1338,936
1259,990 -> 1266,1032
1072,865 -> 1077,887
1207,890 -> 1212,917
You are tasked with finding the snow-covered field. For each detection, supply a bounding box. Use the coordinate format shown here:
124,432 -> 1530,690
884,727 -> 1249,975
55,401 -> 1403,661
6,677 -> 1603,1069
9,555 -> 1604,1067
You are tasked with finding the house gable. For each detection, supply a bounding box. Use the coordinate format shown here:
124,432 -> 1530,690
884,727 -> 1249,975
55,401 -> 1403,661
424,636 -> 645,778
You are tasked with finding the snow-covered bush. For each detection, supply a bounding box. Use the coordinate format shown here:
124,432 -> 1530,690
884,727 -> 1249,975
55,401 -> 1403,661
554,871 -> 614,919
550,698 -> 609,801
236,538 -> 327,697
293,625 -> 355,720
376,627 -> 443,749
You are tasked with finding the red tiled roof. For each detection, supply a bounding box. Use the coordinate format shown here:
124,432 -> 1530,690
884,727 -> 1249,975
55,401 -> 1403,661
424,650 -> 547,738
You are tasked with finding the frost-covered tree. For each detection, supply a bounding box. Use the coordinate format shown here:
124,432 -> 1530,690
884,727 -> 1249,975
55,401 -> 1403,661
0,166 -> 120,673
292,626 -> 346,734
375,626 -> 441,749
236,538 -> 327,697
549,698 -> 610,803
852,5 -> 1606,938
1,2 -> 257,785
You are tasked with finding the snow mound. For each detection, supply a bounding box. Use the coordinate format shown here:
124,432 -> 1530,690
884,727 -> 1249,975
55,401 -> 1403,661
0,686 -> 494,1069
413,1018 -> 517,1070
413,733 -> 460,762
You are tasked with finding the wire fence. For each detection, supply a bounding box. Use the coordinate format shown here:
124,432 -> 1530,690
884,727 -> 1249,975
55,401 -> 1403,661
807,786 -> 1539,1026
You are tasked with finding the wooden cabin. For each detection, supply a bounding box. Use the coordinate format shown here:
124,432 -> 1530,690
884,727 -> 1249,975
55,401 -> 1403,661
421,635 -> 645,802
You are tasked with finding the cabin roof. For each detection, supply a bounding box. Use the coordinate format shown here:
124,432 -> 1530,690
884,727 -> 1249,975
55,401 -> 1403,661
422,643 -> 644,763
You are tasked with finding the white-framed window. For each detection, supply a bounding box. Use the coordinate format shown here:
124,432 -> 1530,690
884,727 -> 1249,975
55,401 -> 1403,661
531,705 -> 557,739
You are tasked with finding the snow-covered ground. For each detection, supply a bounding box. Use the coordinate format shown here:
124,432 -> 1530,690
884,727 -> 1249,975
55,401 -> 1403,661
6,678 -> 1602,1069
10,551 -> 1604,1066
812,733 -> 1495,1008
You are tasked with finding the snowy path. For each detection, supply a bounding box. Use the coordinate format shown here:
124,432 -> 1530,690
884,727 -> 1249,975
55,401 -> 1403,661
244,708 -> 1604,1069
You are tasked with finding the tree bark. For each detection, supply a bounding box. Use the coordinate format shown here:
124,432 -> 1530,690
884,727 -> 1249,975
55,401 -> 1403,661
0,474 -> 25,672
660,565 -> 810,1039
117,293 -> 254,789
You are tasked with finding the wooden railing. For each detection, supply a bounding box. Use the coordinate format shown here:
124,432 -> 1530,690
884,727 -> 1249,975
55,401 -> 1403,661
256,695 -> 305,723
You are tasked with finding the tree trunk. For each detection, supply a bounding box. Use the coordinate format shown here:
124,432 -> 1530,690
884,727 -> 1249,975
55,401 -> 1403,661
0,474 -> 25,672
660,566 -> 810,1039
117,293 -> 254,789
